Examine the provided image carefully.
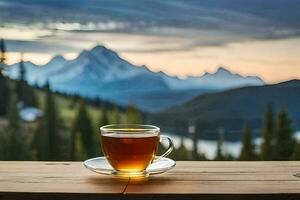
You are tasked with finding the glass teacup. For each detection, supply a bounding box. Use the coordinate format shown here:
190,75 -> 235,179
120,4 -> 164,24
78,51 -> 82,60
100,124 -> 174,177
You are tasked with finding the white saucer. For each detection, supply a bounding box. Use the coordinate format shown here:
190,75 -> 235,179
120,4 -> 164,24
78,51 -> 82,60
84,156 -> 176,176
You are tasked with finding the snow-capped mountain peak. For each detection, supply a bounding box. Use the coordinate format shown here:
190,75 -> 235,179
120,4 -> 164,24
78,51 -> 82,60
199,66 -> 263,83
90,45 -> 109,54
48,55 -> 66,63
215,66 -> 232,75
202,66 -> 237,78
86,45 -> 120,62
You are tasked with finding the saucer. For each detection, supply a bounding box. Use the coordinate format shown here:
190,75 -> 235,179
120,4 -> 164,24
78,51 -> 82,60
84,156 -> 176,176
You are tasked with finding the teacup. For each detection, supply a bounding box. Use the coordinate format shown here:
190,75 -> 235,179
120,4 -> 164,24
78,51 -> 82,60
100,124 -> 174,177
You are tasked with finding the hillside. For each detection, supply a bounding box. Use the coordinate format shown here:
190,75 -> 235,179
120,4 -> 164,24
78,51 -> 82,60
150,80 -> 300,141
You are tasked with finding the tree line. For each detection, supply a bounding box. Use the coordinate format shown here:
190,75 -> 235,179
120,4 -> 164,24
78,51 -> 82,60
239,104 -> 299,161
0,39 -> 143,161
162,104 -> 300,161
0,77 -> 143,161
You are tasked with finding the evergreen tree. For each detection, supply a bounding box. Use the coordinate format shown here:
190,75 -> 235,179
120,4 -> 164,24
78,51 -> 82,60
196,152 -> 208,161
0,76 -> 10,116
192,133 -> 198,160
71,131 -> 88,161
6,84 -> 30,160
0,39 -> 6,70
274,107 -> 294,160
111,106 -> 121,124
174,137 -> 189,160
33,82 -> 62,160
24,85 -> 38,107
215,131 -> 224,161
16,53 -> 38,107
261,104 -> 274,160
32,117 -> 48,160
45,83 -> 61,160
126,104 -> 142,124
223,153 -> 235,161
97,107 -> 109,158
17,53 -> 26,104
71,100 -> 97,160
0,129 -> 10,160
100,107 -> 109,126
0,38 -> 10,116
290,142 -> 300,161
239,123 -> 256,161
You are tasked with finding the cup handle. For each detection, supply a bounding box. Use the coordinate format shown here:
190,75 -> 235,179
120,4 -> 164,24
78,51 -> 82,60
155,135 -> 174,162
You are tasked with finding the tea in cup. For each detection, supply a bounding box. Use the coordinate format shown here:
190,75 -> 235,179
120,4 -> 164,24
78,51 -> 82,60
100,124 -> 173,177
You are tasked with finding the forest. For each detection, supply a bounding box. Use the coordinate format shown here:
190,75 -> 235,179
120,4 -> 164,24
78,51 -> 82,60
0,39 -> 300,161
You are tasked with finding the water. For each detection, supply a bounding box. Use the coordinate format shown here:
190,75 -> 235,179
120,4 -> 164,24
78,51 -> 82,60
162,131 -> 300,160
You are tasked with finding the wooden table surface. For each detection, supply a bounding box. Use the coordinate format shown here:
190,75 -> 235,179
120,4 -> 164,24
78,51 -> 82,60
0,161 -> 300,200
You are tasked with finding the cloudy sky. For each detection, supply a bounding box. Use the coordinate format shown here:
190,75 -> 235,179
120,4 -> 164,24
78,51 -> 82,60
1,0 -> 300,83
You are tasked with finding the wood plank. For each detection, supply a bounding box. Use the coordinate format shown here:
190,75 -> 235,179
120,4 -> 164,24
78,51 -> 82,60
0,161 -> 128,200
123,194 -> 300,200
124,161 -> 300,200
1,161 -> 300,200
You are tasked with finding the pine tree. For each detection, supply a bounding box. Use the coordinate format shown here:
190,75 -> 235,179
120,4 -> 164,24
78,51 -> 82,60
97,107 -> 109,158
100,107 -> 109,127
33,82 -> 62,160
111,106 -> 121,124
32,117 -> 49,160
290,142 -> 300,160
223,153 -> 235,161
261,104 -> 274,160
71,100 -> 97,160
0,39 -> 6,70
126,104 -> 142,124
239,123 -> 256,161
175,137 -> 189,160
0,130 -> 10,160
192,133 -> 198,160
72,131 -> 88,161
16,53 -> 38,107
215,132 -> 224,161
0,38 -> 10,116
6,84 -> 30,160
274,107 -> 294,160
24,86 -> 38,107
196,152 -> 207,161
17,53 -> 26,104
45,83 -> 61,160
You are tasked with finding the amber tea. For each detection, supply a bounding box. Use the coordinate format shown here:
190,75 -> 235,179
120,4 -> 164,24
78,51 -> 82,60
102,134 -> 158,171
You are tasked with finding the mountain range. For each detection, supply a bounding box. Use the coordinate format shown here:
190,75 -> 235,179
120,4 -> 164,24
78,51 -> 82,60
6,45 -> 264,112
150,80 -> 300,140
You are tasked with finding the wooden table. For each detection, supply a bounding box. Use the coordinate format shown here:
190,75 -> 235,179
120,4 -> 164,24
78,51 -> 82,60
0,161 -> 300,200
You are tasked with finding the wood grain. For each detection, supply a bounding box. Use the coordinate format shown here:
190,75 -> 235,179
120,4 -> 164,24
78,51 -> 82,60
0,162 -> 127,200
0,161 -> 300,200
124,161 -> 300,200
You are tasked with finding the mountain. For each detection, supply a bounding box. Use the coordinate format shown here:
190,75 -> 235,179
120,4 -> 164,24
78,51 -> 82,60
6,45 -> 264,112
163,67 -> 264,90
8,55 -> 68,85
150,80 -> 300,140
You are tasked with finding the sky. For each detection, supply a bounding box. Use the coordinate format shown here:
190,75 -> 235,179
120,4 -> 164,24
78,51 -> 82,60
1,0 -> 300,83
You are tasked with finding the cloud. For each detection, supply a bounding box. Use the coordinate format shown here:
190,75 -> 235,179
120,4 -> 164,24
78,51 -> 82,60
47,22 -> 128,32
1,0 -> 300,53
4,39 -> 79,53
1,0 -> 85,8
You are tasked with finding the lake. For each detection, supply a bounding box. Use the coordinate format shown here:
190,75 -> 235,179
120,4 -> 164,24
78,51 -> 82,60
162,131 -> 300,160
